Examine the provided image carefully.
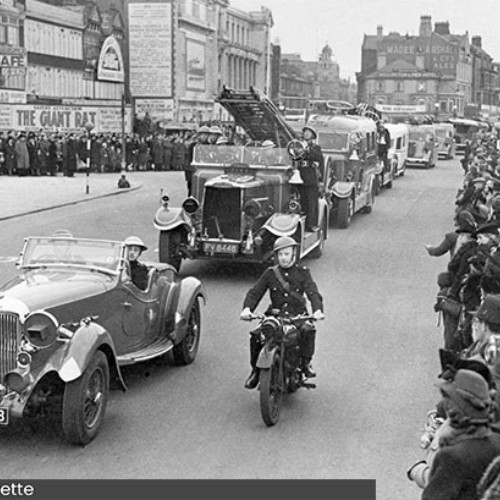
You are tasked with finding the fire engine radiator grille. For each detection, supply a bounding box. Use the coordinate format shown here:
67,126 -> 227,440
203,187 -> 241,240
0,312 -> 20,381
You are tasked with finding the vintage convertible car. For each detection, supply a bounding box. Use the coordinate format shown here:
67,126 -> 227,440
0,234 -> 204,445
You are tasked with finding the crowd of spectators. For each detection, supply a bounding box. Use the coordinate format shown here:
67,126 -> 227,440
0,121 -> 238,177
407,128 -> 500,499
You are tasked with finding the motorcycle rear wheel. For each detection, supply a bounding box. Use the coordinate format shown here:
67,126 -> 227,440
259,352 -> 283,426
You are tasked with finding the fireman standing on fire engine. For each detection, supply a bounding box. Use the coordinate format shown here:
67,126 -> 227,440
240,236 -> 325,389
298,125 -> 324,231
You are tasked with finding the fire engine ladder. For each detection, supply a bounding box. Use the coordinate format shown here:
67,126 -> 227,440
215,86 -> 297,147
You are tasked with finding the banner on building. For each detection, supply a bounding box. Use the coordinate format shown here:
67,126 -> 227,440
135,98 -> 174,122
186,38 -> 206,91
128,1 -> 173,98
0,104 -> 132,134
97,36 -> 125,83
376,104 -> 427,113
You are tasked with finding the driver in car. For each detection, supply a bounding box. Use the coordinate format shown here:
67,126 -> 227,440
124,236 -> 149,291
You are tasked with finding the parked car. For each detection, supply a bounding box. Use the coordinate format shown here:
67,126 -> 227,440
385,123 -> 409,177
435,122 -> 455,160
0,234 -> 204,445
308,113 -> 377,227
406,124 -> 438,169
154,88 -> 329,269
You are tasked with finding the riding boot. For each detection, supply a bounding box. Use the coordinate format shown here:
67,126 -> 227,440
301,358 -> 316,378
300,327 -> 316,378
245,335 -> 261,389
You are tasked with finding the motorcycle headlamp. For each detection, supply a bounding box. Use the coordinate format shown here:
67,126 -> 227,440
261,316 -> 281,340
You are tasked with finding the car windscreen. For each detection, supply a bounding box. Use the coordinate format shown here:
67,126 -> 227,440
243,147 -> 289,166
22,238 -> 122,272
193,145 -> 242,165
409,130 -> 433,142
454,124 -> 478,135
317,132 -> 348,151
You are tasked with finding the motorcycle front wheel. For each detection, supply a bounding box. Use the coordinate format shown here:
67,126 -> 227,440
259,352 -> 283,426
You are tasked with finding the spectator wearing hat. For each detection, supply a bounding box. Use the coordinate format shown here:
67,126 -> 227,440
425,210 -> 476,259
4,135 -> 16,175
418,369 -> 500,499
15,133 -> 30,176
482,250 -> 500,296
298,125 -> 324,231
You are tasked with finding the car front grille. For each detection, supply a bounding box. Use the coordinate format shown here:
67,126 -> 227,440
203,187 -> 241,240
0,312 -> 20,381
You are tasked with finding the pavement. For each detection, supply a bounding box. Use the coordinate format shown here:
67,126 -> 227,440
0,171 -> 142,221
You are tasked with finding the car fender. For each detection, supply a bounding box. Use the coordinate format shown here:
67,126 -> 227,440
56,322 -> 126,391
167,277 -> 206,344
331,181 -> 354,199
256,344 -> 279,369
262,213 -> 301,237
154,206 -> 191,231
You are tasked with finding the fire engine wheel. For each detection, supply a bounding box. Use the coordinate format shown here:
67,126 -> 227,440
337,196 -> 354,229
173,299 -> 201,366
260,352 -> 283,426
62,351 -> 109,446
386,172 -> 393,189
159,230 -> 183,271
361,181 -> 376,214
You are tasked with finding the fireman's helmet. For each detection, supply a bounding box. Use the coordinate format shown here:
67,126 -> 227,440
209,125 -> 223,135
302,125 -> 317,139
273,236 -> 299,253
124,236 -> 148,251
198,125 -> 210,134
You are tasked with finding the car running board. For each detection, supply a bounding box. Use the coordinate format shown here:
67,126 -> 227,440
117,339 -> 174,366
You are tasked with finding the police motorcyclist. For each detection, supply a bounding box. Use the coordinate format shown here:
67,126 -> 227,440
240,236 -> 325,389
124,236 -> 149,291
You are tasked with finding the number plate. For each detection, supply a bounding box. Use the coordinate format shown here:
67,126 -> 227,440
0,407 -> 9,426
203,242 -> 239,254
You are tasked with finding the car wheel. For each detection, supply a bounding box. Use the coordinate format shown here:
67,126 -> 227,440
62,351 -> 109,446
159,230 -> 183,271
173,299 -> 201,365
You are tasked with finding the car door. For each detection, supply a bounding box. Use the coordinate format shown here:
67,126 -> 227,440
120,269 -> 161,350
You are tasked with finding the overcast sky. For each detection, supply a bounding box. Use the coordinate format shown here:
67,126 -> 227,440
230,0 -> 500,81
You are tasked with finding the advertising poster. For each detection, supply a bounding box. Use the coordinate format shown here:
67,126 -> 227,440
135,98 -> 174,122
186,38 -> 206,92
128,1 -> 173,97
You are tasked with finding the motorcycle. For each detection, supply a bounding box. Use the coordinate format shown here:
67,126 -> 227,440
245,311 -> 317,426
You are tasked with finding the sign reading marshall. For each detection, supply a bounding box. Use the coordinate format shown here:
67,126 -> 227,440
0,104 -> 132,134
97,36 -> 125,83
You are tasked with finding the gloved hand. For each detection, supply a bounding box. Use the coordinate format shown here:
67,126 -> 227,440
240,307 -> 253,321
313,310 -> 325,321
407,460 -> 428,484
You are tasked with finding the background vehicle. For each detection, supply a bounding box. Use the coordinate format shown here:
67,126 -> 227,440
308,113 -> 377,228
0,235 -> 204,445
449,118 -> 480,155
385,123 -> 409,176
435,122 -> 455,160
154,88 -> 329,270
247,313 -> 316,426
406,124 -> 438,169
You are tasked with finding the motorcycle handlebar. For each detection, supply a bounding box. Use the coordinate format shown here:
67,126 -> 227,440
242,313 -> 316,322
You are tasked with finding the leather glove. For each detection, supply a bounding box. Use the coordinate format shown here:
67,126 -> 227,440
313,310 -> 325,321
240,307 -> 253,321
407,460 -> 427,482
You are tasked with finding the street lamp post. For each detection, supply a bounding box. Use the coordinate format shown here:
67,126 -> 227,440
84,121 -> 94,195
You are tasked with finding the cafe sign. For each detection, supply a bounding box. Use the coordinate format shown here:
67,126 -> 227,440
97,36 -> 125,83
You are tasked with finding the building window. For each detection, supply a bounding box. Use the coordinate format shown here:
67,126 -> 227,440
395,81 -> 404,92
376,81 -> 384,92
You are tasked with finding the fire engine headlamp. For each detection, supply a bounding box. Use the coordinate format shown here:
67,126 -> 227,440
182,197 -> 200,214
4,370 -> 30,393
243,199 -> 261,218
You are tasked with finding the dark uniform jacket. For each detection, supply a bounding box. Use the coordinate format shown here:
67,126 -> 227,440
299,144 -> 324,186
130,260 -> 149,291
243,264 -> 323,315
422,432 -> 500,500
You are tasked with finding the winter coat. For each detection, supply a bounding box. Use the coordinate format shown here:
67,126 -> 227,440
15,138 -> 30,171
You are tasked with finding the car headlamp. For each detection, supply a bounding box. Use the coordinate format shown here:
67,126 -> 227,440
24,311 -> 59,348
182,197 -> 200,214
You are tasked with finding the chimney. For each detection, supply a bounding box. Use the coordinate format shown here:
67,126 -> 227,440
419,15 -> 432,37
377,25 -> 383,40
472,36 -> 482,48
434,22 -> 450,36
